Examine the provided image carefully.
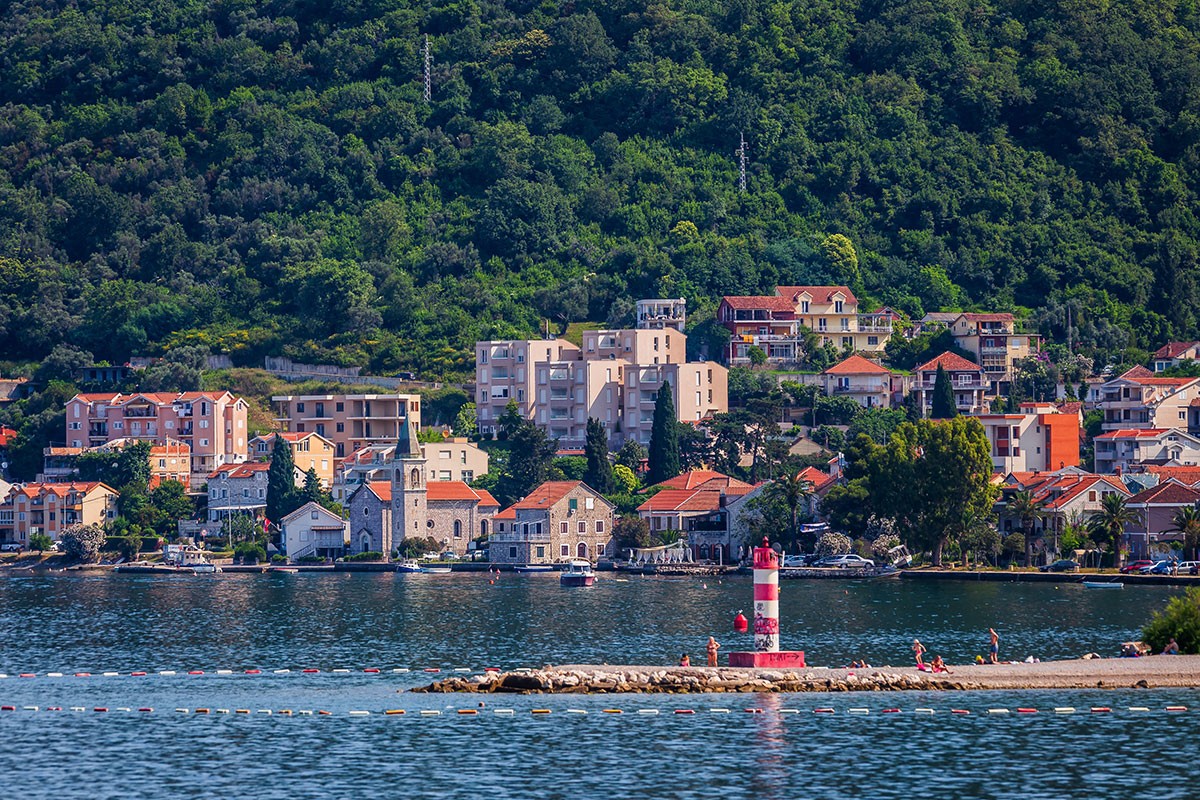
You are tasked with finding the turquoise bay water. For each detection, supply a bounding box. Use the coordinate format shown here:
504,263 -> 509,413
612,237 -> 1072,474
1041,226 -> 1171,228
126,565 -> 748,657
0,572 -> 1196,799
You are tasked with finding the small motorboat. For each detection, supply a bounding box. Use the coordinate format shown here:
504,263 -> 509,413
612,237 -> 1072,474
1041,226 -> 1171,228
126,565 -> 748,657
423,566 -> 452,574
1083,581 -> 1123,589
272,567 -> 299,574
395,559 -> 424,573
559,559 -> 595,587
513,564 -> 554,573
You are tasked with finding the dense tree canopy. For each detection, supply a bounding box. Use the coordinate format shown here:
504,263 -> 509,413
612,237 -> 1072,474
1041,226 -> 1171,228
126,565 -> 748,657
1,0 -> 1199,378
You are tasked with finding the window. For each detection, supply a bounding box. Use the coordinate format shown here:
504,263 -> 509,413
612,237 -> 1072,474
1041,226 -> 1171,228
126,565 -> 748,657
200,438 -> 209,446
596,520 -> 605,533
509,546 -> 517,558
561,544 -> 569,557
835,300 -> 844,313
560,522 -> 568,533
535,546 -> 545,558
296,403 -> 305,413
336,402 -> 344,412
868,336 -> 878,346
311,511 -> 319,519
585,497 -> 595,510
569,498 -> 578,511
454,520 -> 462,539
363,507 -> 369,517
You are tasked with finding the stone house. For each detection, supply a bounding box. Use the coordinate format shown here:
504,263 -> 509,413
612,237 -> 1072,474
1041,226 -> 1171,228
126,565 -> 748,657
490,481 -> 615,565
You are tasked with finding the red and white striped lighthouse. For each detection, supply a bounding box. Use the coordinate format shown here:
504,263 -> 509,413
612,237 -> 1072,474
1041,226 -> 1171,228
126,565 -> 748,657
728,538 -> 805,668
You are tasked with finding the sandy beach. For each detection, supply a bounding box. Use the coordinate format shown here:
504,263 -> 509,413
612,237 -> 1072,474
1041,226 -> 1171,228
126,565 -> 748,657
415,655 -> 1200,693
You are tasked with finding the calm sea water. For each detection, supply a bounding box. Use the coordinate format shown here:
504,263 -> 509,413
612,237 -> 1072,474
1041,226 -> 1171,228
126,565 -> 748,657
0,572 -> 1196,799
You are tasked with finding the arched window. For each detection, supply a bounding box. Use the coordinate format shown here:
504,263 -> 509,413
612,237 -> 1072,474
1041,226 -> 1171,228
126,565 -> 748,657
410,468 -> 420,489
480,519 -> 488,537
577,542 -> 588,558
454,520 -> 462,539
699,545 -> 710,560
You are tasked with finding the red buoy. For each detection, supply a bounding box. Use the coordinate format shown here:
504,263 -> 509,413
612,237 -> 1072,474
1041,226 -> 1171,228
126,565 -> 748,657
733,611 -> 748,633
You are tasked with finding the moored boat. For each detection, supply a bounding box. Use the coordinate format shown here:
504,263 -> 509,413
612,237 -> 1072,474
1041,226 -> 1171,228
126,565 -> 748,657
423,566 -> 452,574
560,559 -> 595,587
1082,581 -> 1123,589
396,559 -> 424,573
513,564 -> 554,573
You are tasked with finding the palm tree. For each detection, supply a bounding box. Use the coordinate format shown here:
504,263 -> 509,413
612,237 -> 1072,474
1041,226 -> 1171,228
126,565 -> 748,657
1006,490 -> 1047,567
656,529 -> 682,547
1088,493 -> 1137,569
768,470 -> 814,552
1168,504 -> 1200,561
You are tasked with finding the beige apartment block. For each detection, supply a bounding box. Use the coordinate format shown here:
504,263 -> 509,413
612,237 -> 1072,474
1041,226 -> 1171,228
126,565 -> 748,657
1098,366 -> 1200,432
476,339 -> 581,437
0,481 -> 119,544
477,330 -> 726,448
948,313 -> 1041,394
271,393 -> 422,459
66,392 -> 248,480
250,431 -> 336,487
777,285 -> 891,354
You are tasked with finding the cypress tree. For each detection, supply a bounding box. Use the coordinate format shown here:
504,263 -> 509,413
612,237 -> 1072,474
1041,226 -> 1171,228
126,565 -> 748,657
647,381 -> 681,486
302,467 -> 324,504
930,363 -> 958,419
583,417 -> 615,494
266,435 -> 298,522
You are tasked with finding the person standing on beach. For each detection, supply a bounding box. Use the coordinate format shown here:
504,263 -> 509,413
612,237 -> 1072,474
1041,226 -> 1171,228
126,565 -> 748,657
706,636 -> 721,667
913,639 -> 926,668
988,628 -> 1000,664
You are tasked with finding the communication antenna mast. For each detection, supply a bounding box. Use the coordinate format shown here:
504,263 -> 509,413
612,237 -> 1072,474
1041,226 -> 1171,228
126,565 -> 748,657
423,34 -> 432,102
736,132 -> 748,193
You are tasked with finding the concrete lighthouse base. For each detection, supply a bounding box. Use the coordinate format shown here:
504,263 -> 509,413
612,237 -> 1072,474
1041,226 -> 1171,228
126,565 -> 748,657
727,651 -> 806,668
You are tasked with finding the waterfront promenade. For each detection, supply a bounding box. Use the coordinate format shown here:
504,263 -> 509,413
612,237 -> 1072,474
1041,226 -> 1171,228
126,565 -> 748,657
417,656 -> 1200,694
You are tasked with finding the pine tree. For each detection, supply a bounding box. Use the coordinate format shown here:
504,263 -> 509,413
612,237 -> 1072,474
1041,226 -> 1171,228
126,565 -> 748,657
266,435 -> 298,523
930,363 -> 958,419
647,381 -> 681,486
583,417 -> 615,493
496,419 -> 557,506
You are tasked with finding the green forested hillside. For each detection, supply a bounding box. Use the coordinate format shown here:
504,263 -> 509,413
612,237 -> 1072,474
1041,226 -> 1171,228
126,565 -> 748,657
2,0 -> 1199,376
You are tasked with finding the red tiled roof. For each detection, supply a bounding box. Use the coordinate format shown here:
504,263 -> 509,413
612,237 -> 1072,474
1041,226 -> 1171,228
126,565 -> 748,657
474,489 -> 500,508
1032,475 -> 1128,511
363,481 -> 392,502
11,481 -> 116,498
495,507 -> 516,520
1109,365 -> 1196,387
1093,429 -> 1171,441
721,295 -> 795,312
1143,466 -> 1200,486
796,466 -> 835,491
915,351 -> 982,373
72,393 -> 121,402
0,425 -> 16,447
1154,342 -> 1200,359
777,285 -> 858,305
650,470 -> 754,492
1127,481 -> 1200,506
208,462 -> 269,479
637,489 -> 723,513
1056,402 -> 1083,415
823,354 -> 891,376
510,481 -> 582,510
44,447 -> 84,456
427,481 -> 487,502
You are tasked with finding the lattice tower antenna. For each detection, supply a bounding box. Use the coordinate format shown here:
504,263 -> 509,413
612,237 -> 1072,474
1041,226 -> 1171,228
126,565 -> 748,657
737,132 -> 748,193
423,34 -> 432,102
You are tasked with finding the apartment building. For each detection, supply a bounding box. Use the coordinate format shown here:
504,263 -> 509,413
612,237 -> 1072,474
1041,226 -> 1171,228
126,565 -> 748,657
820,355 -> 907,409
1093,428 -> 1200,474
1097,366 -> 1200,432
477,330 -> 726,448
0,481 -> 119,545
718,295 -> 801,365
948,313 -> 1040,394
249,431 -> 336,487
636,298 -> 686,332
489,481 -> 614,565
777,285 -> 892,353
65,391 -> 248,479
271,393 -> 422,459
332,438 -> 489,503
38,438 -> 192,489
913,352 -> 989,416
1152,342 -> 1200,373
973,404 -> 1081,473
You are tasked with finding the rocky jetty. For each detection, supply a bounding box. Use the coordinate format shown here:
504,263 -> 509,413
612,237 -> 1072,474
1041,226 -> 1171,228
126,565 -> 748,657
411,656 -> 1200,694
411,666 -> 970,694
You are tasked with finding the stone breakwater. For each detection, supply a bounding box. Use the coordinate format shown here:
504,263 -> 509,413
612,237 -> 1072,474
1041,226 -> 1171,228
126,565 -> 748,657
411,666 -> 969,694
411,657 -> 1200,694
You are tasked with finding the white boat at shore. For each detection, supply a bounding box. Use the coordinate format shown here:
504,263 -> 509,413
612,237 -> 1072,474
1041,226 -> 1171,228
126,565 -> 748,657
560,559 -> 595,587
1082,581 -> 1123,589
513,565 -> 554,573
423,566 -> 452,574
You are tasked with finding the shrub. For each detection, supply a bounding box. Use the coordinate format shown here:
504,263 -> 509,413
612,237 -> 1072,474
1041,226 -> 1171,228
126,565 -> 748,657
29,533 -> 53,553
234,542 -> 266,564
271,554 -> 287,564
1142,587 -> 1200,654
60,524 -> 106,563
816,531 -> 853,557
344,551 -> 384,561
298,555 -> 325,565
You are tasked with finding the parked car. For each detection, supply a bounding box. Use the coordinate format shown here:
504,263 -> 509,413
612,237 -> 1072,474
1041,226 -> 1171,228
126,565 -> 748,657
439,551 -> 460,561
1177,561 -> 1200,575
1139,561 -> 1171,574
0,543 -> 22,552
1119,560 -> 1155,574
817,554 -> 875,569
782,555 -> 807,568
1039,559 -> 1079,573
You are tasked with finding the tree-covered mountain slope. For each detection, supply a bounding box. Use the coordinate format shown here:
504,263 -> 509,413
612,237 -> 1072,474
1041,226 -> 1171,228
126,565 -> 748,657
2,0 -> 1198,376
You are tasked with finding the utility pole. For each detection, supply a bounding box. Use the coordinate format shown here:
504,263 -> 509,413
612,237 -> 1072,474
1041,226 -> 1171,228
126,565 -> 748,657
736,132 -> 748,193
423,34 -> 432,102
